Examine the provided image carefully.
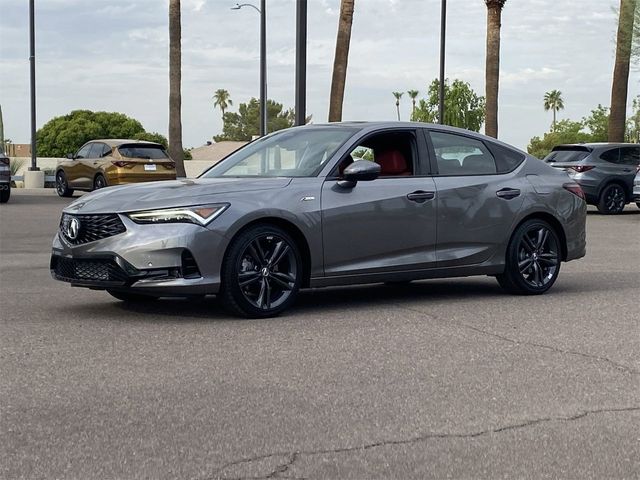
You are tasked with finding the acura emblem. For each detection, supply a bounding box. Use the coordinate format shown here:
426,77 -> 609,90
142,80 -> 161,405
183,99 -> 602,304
66,216 -> 80,240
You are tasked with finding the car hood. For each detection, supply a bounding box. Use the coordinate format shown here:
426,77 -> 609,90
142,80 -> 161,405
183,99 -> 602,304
65,177 -> 293,214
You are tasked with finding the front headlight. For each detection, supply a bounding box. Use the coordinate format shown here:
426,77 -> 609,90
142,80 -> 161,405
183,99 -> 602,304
127,204 -> 229,226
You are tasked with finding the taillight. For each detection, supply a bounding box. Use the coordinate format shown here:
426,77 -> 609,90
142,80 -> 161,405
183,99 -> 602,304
563,182 -> 585,200
570,165 -> 594,173
112,161 -> 133,167
0,157 -> 9,166
162,162 -> 176,169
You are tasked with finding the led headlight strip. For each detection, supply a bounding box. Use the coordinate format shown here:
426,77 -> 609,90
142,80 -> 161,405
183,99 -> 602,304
127,204 -> 229,226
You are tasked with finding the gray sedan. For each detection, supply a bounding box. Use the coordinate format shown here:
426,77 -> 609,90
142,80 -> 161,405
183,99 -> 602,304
51,123 -> 587,318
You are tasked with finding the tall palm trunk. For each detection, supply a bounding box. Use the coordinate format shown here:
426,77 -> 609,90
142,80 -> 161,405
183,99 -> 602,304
552,109 -> 556,132
328,0 -> 355,122
169,0 -> 186,177
609,0 -> 637,142
396,101 -> 401,121
484,0 -> 506,139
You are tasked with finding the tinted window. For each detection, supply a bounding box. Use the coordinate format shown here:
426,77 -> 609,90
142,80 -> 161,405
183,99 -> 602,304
87,143 -> 105,158
336,131 -> 416,177
600,148 -> 621,164
544,148 -> 590,163
619,147 -> 640,166
75,144 -> 92,159
118,144 -> 169,160
430,131 -> 497,175
101,144 -> 112,157
488,143 -> 525,173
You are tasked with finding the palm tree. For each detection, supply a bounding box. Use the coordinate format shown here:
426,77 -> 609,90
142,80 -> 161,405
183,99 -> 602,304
168,0 -> 186,177
609,0 -> 637,142
543,90 -> 565,132
407,90 -> 419,119
328,0 -> 355,122
213,89 -> 233,122
484,0 -> 507,138
392,92 -> 404,121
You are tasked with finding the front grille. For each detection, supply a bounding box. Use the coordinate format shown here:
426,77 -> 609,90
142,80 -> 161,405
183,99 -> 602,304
52,257 -> 129,285
60,213 -> 126,245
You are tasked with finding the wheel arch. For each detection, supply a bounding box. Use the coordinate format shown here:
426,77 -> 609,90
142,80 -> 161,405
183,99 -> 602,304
598,179 -> 631,201
513,212 -> 568,261
222,216 -> 313,288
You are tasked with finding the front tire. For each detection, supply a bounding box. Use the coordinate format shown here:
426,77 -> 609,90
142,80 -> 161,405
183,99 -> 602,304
220,224 -> 302,318
597,184 -> 626,214
0,185 -> 10,203
496,219 -> 561,295
56,171 -> 74,197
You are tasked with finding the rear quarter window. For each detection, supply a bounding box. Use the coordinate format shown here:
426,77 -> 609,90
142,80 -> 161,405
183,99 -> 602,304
487,143 -> 525,173
599,148 -> 621,164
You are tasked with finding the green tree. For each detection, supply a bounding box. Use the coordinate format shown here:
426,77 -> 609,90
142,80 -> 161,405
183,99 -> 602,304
36,110 -> 167,157
582,104 -> 610,142
392,92 -> 404,121
543,90 -> 564,131
214,98 -> 295,142
407,89 -> 419,117
213,89 -> 233,121
412,79 -> 485,132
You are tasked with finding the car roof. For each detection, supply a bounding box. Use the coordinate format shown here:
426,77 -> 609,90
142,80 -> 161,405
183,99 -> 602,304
555,142 -> 639,149
86,139 -> 164,147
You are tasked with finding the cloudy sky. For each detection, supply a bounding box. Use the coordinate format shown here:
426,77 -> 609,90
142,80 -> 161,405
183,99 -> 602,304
0,0 -> 638,150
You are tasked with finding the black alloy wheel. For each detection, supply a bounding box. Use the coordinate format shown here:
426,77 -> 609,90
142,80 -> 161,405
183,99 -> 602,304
597,184 -> 626,214
497,219 -> 561,295
56,171 -> 74,197
221,225 -> 301,318
94,174 -> 107,190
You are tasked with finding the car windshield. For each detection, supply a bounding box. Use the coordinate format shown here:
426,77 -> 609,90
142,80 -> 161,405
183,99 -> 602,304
118,145 -> 169,160
201,127 -> 358,178
544,148 -> 590,163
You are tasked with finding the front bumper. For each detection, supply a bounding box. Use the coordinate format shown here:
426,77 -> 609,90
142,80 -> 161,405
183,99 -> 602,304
51,214 -> 227,295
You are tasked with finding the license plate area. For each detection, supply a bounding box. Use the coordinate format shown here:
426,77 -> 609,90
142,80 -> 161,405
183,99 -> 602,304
144,164 -> 157,171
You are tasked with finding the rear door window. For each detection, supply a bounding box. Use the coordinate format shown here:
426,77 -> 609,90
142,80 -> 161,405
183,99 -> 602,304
429,131 -> 497,175
600,148 -> 621,164
487,143 -> 525,173
619,147 -> 640,166
118,145 -> 169,160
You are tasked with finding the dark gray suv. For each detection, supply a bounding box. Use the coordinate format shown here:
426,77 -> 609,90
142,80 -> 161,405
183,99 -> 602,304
544,143 -> 640,214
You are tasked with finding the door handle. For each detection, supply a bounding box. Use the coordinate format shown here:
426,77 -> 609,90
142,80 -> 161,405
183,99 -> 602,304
496,188 -> 521,200
407,191 -> 435,203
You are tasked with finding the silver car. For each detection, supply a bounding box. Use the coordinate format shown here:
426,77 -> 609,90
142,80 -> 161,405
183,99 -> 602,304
51,123 -> 587,318
633,170 -> 640,206
544,143 -> 640,214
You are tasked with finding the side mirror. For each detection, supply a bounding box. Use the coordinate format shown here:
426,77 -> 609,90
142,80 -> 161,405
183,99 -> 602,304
339,160 -> 380,188
66,153 -> 75,159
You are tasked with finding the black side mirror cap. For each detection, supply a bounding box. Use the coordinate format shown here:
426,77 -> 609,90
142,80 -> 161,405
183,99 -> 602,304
341,160 -> 380,184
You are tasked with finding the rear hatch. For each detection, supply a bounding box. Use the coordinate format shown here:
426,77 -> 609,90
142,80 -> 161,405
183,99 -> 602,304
115,143 -> 175,172
543,145 -> 594,174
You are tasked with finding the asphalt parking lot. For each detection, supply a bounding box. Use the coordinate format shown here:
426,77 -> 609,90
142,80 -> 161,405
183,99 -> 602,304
1,190 -> 638,479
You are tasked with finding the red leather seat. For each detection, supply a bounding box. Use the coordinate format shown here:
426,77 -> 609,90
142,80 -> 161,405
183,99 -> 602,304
376,150 -> 411,176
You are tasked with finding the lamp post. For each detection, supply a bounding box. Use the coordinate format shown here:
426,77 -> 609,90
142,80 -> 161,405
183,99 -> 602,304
438,0 -> 447,125
29,0 -> 38,170
231,2 -> 267,137
295,0 -> 307,126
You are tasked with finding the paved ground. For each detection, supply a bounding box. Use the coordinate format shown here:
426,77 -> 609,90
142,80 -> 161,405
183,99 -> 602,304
1,190 -> 638,479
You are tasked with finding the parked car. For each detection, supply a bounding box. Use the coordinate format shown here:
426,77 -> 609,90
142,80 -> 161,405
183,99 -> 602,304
55,139 -> 177,197
543,143 -> 640,214
51,122 -> 587,318
633,170 -> 640,207
0,150 -> 10,203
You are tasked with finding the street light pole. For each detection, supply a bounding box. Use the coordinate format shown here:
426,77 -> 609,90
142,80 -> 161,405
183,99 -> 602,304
438,0 -> 447,125
295,0 -> 307,127
231,3 -> 267,136
29,0 -> 38,170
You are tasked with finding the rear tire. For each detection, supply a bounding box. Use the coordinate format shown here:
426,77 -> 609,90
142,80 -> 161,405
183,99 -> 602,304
107,290 -> 157,302
0,185 -> 10,203
496,219 -> 561,295
220,224 -> 302,318
94,174 -> 107,190
56,171 -> 74,198
597,184 -> 626,214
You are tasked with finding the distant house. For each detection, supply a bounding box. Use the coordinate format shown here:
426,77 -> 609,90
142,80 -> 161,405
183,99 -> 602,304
189,141 -> 247,165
